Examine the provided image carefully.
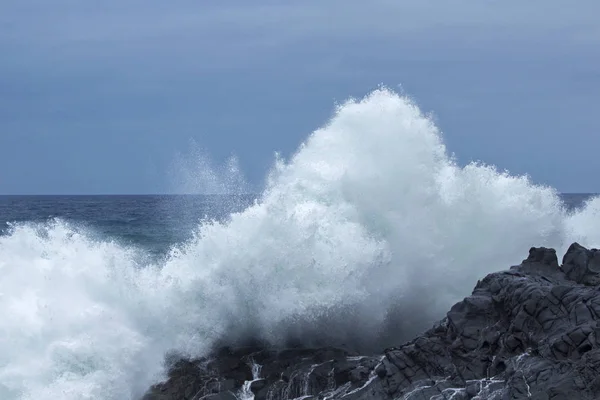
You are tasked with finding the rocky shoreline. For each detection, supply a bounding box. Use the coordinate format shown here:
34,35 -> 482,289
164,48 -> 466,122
143,243 -> 600,400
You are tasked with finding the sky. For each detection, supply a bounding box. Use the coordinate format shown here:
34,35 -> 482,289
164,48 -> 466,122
1,0 -> 599,194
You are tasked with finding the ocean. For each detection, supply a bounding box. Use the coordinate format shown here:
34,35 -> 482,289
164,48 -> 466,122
0,195 -> 257,259
1,89 -> 600,400
0,193 -> 594,259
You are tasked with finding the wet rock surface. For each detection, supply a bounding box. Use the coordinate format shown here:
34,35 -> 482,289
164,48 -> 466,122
142,243 -> 600,400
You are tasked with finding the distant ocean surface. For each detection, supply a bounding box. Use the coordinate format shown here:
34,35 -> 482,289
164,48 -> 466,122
0,195 -> 256,258
0,193 -> 595,256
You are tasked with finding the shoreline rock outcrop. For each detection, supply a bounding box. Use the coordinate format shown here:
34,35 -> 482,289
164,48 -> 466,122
143,243 -> 600,400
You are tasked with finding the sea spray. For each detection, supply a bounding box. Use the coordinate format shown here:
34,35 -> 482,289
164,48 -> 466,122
1,88 -> 600,400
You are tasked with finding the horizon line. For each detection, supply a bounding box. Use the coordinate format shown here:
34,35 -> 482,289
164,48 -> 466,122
0,193 -> 597,197
0,193 -> 260,197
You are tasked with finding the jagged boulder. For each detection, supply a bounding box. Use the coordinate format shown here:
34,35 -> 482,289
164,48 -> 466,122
562,242 -> 600,285
142,243 -> 600,400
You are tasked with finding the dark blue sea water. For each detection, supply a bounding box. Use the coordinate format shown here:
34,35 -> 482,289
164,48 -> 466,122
0,195 -> 257,257
0,193 -> 594,257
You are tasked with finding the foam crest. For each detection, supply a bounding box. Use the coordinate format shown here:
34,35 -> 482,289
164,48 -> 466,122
0,221 -> 159,399
565,196 -> 600,247
1,88 -> 599,400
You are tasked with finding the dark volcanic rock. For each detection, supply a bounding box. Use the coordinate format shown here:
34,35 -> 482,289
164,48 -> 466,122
142,243 -> 600,400
562,242 -> 600,285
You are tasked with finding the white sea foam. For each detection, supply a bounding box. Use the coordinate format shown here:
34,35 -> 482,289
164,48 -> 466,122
1,88 -> 599,400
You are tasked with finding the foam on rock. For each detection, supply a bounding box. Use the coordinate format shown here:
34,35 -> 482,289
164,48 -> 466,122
142,243 -> 600,400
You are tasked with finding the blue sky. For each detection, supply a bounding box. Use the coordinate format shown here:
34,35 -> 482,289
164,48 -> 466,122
1,0 -> 599,194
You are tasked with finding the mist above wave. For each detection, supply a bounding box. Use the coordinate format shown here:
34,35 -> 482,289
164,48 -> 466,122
1,88 -> 599,400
